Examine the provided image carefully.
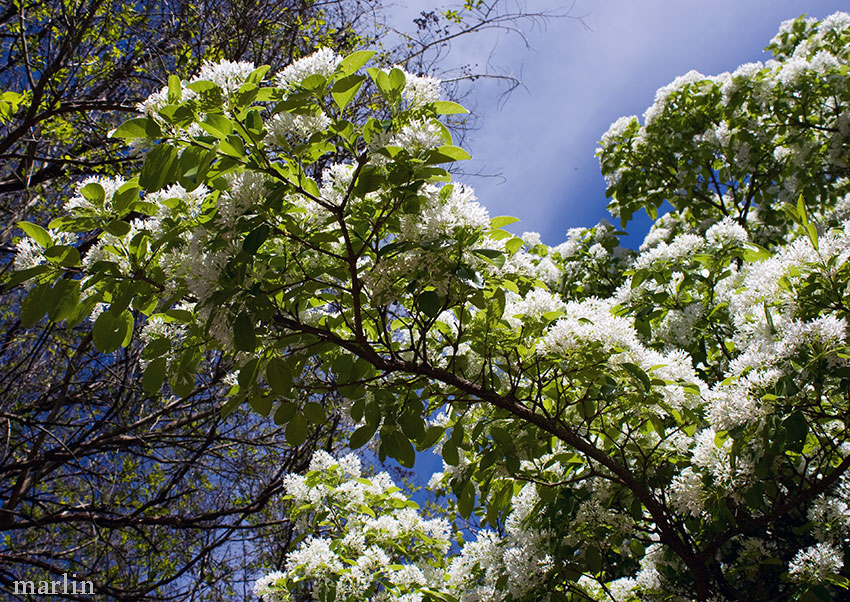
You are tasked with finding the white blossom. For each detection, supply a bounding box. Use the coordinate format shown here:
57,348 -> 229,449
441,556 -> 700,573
276,48 -> 340,89
788,543 -> 844,583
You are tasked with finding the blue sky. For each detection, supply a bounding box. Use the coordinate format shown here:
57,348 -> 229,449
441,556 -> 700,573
382,0 -> 848,479
388,0 -> 849,249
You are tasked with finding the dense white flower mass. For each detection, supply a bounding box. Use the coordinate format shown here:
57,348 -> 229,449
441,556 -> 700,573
706,217 -> 748,247
276,47 -> 341,89
669,468 -> 705,517
397,67 -> 441,106
540,298 -> 637,355
14,229 -> 79,272
789,543 -> 845,583
195,59 -> 256,93
266,110 -> 332,142
64,175 -> 127,214
504,287 -> 562,328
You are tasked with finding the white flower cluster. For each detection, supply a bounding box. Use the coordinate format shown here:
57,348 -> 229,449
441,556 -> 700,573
256,451 -> 557,602
446,484 -> 553,601
503,287 -> 563,328
396,66 -> 441,106
13,229 -> 79,272
275,47 -> 341,89
256,451 -> 451,602
195,59 -> 256,94
64,175 -> 127,214
136,60 -> 254,118
788,543 -> 845,584
398,184 -> 489,241
704,220 -> 850,429
266,110 -> 331,143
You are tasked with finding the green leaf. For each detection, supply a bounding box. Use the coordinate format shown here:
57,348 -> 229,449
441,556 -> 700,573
21,282 -> 50,327
352,165 -> 383,196
301,73 -> 327,92
142,357 -> 167,395
105,220 -> 132,237
621,362 -> 651,392
219,134 -> 245,158
504,237 -> 524,255
142,337 -> 171,360
490,216 -> 519,229
350,423 -> 378,449
81,182 -> 105,204
385,429 -> 415,468
797,194 -> 808,226
416,426 -> 445,451
303,401 -> 326,424
367,67 -> 393,98
247,65 -> 270,84
337,50 -> 375,77
238,357 -> 262,388
43,245 -> 81,267
274,401 -> 297,425
112,183 -> 141,214
139,144 -> 179,192
388,67 -> 406,92
199,114 -> 233,139
5,264 -> 50,290
432,100 -> 469,114
266,357 -> 293,396
806,222 -> 819,251
47,278 -> 80,322
331,74 -> 366,110
783,410 -> 809,451
243,224 -> 270,254
585,546 -> 602,574
286,412 -> 309,446
110,117 -> 162,140
233,312 -> 257,352
458,479 -> 475,519
186,80 -> 220,94
427,145 -> 471,164
249,394 -> 273,417
221,395 -> 245,418
167,74 -> 182,103
417,290 -> 442,318
442,440 -> 459,466
18,221 -> 51,248
471,248 -> 505,269
93,311 -> 129,354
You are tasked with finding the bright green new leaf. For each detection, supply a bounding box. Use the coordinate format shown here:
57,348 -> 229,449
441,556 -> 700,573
337,50 -> 375,77
432,100 -> 469,114
490,216 -> 520,229
110,117 -> 162,140
18,221 -> 51,248
331,74 -> 366,110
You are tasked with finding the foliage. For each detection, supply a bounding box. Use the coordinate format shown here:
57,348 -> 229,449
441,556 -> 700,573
7,9 -> 850,602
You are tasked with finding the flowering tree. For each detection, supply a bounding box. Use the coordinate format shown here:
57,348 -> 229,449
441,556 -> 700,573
1,3 -> 562,598
7,11 -> 850,601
